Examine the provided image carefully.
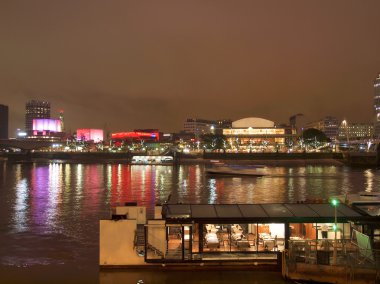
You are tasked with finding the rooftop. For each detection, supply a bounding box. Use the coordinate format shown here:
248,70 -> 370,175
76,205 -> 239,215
163,203 -> 371,223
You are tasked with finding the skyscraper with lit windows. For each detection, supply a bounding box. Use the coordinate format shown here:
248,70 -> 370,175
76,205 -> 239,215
25,100 -> 51,135
374,74 -> 380,138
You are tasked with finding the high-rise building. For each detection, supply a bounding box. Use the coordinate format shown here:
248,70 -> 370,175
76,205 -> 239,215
0,104 -> 9,139
25,100 -> 50,135
374,74 -> 380,138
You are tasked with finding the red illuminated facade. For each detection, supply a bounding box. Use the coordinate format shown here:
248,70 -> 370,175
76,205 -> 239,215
112,130 -> 160,142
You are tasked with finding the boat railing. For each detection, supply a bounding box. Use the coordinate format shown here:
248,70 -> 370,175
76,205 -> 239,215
286,238 -> 380,270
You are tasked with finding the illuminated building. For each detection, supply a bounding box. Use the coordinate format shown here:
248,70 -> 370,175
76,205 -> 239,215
77,129 -> 104,142
222,117 -> 291,151
0,104 -> 8,139
306,116 -> 339,141
374,74 -> 380,138
338,122 -> 373,140
111,130 -> 160,142
25,100 -> 51,135
31,118 -> 63,138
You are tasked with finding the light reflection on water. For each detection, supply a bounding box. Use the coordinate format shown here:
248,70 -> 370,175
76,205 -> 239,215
0,162 -> 379,282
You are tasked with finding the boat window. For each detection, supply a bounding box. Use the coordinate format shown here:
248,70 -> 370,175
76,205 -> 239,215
257,223 -> 285,252
289,223 -> 316,240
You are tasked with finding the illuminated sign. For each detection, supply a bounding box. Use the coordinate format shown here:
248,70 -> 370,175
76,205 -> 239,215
223,128 -> 285,135
77,129 -> 104,142
111,131 -> 160,141
32,119 -> 62,132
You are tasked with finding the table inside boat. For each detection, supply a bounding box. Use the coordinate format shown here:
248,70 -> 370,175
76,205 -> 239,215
260,233 -> 276,250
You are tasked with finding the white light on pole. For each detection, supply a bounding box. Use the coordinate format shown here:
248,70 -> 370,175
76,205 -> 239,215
331,198 -> 339,265
342,120 -> 350,151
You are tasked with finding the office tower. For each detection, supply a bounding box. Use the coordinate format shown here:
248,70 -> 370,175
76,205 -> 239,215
374,74 -> 380,138
0,104 -> 9,139
25,100 -> 50,135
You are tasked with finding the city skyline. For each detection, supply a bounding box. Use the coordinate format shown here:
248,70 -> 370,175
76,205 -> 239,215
1,1 -> 380,134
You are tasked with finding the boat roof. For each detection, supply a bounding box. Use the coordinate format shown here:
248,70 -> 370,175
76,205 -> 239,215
162,203 -> 375,223
352,203 -> 380,217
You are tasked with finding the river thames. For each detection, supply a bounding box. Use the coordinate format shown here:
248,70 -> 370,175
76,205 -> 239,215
0,161 -> 379,283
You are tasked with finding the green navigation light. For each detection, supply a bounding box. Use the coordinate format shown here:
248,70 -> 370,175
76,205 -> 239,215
330,198 -> 339,206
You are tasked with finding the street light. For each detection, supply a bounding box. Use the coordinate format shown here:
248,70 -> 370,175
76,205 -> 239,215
330,198 -> 339,265
342,120 -> 350,151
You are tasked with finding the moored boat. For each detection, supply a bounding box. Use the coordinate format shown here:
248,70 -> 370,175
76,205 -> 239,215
205,163 -> 265,177
335,191 -> 380,205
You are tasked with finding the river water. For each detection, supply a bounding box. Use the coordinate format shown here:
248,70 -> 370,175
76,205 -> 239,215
0,161 -> 379,283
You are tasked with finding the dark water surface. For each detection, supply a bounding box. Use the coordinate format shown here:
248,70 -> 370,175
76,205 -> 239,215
0,161 -> 379,283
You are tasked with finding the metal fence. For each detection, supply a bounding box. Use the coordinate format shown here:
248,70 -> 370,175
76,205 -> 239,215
286,239 -> 380,283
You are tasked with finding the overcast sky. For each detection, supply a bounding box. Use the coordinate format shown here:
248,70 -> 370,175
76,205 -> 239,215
1,0 -> 380,135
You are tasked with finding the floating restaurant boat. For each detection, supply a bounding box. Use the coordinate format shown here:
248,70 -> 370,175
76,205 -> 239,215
99,201 -> 380,283
101,202 -> 379,261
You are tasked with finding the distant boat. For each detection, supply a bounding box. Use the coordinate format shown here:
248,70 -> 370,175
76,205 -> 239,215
334,192 -> 380,218
335,191 -> 380,205
131,155 -> 173,165
205,163 -> 265,177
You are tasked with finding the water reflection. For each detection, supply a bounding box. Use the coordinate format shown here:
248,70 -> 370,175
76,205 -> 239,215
364,169 -> 374,192
10,164 -> 380,225
14,177 -> 28,232
208,178 -> 217,203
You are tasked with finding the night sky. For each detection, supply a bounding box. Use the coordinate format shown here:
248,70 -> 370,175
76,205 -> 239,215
1,0 -> 380,135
